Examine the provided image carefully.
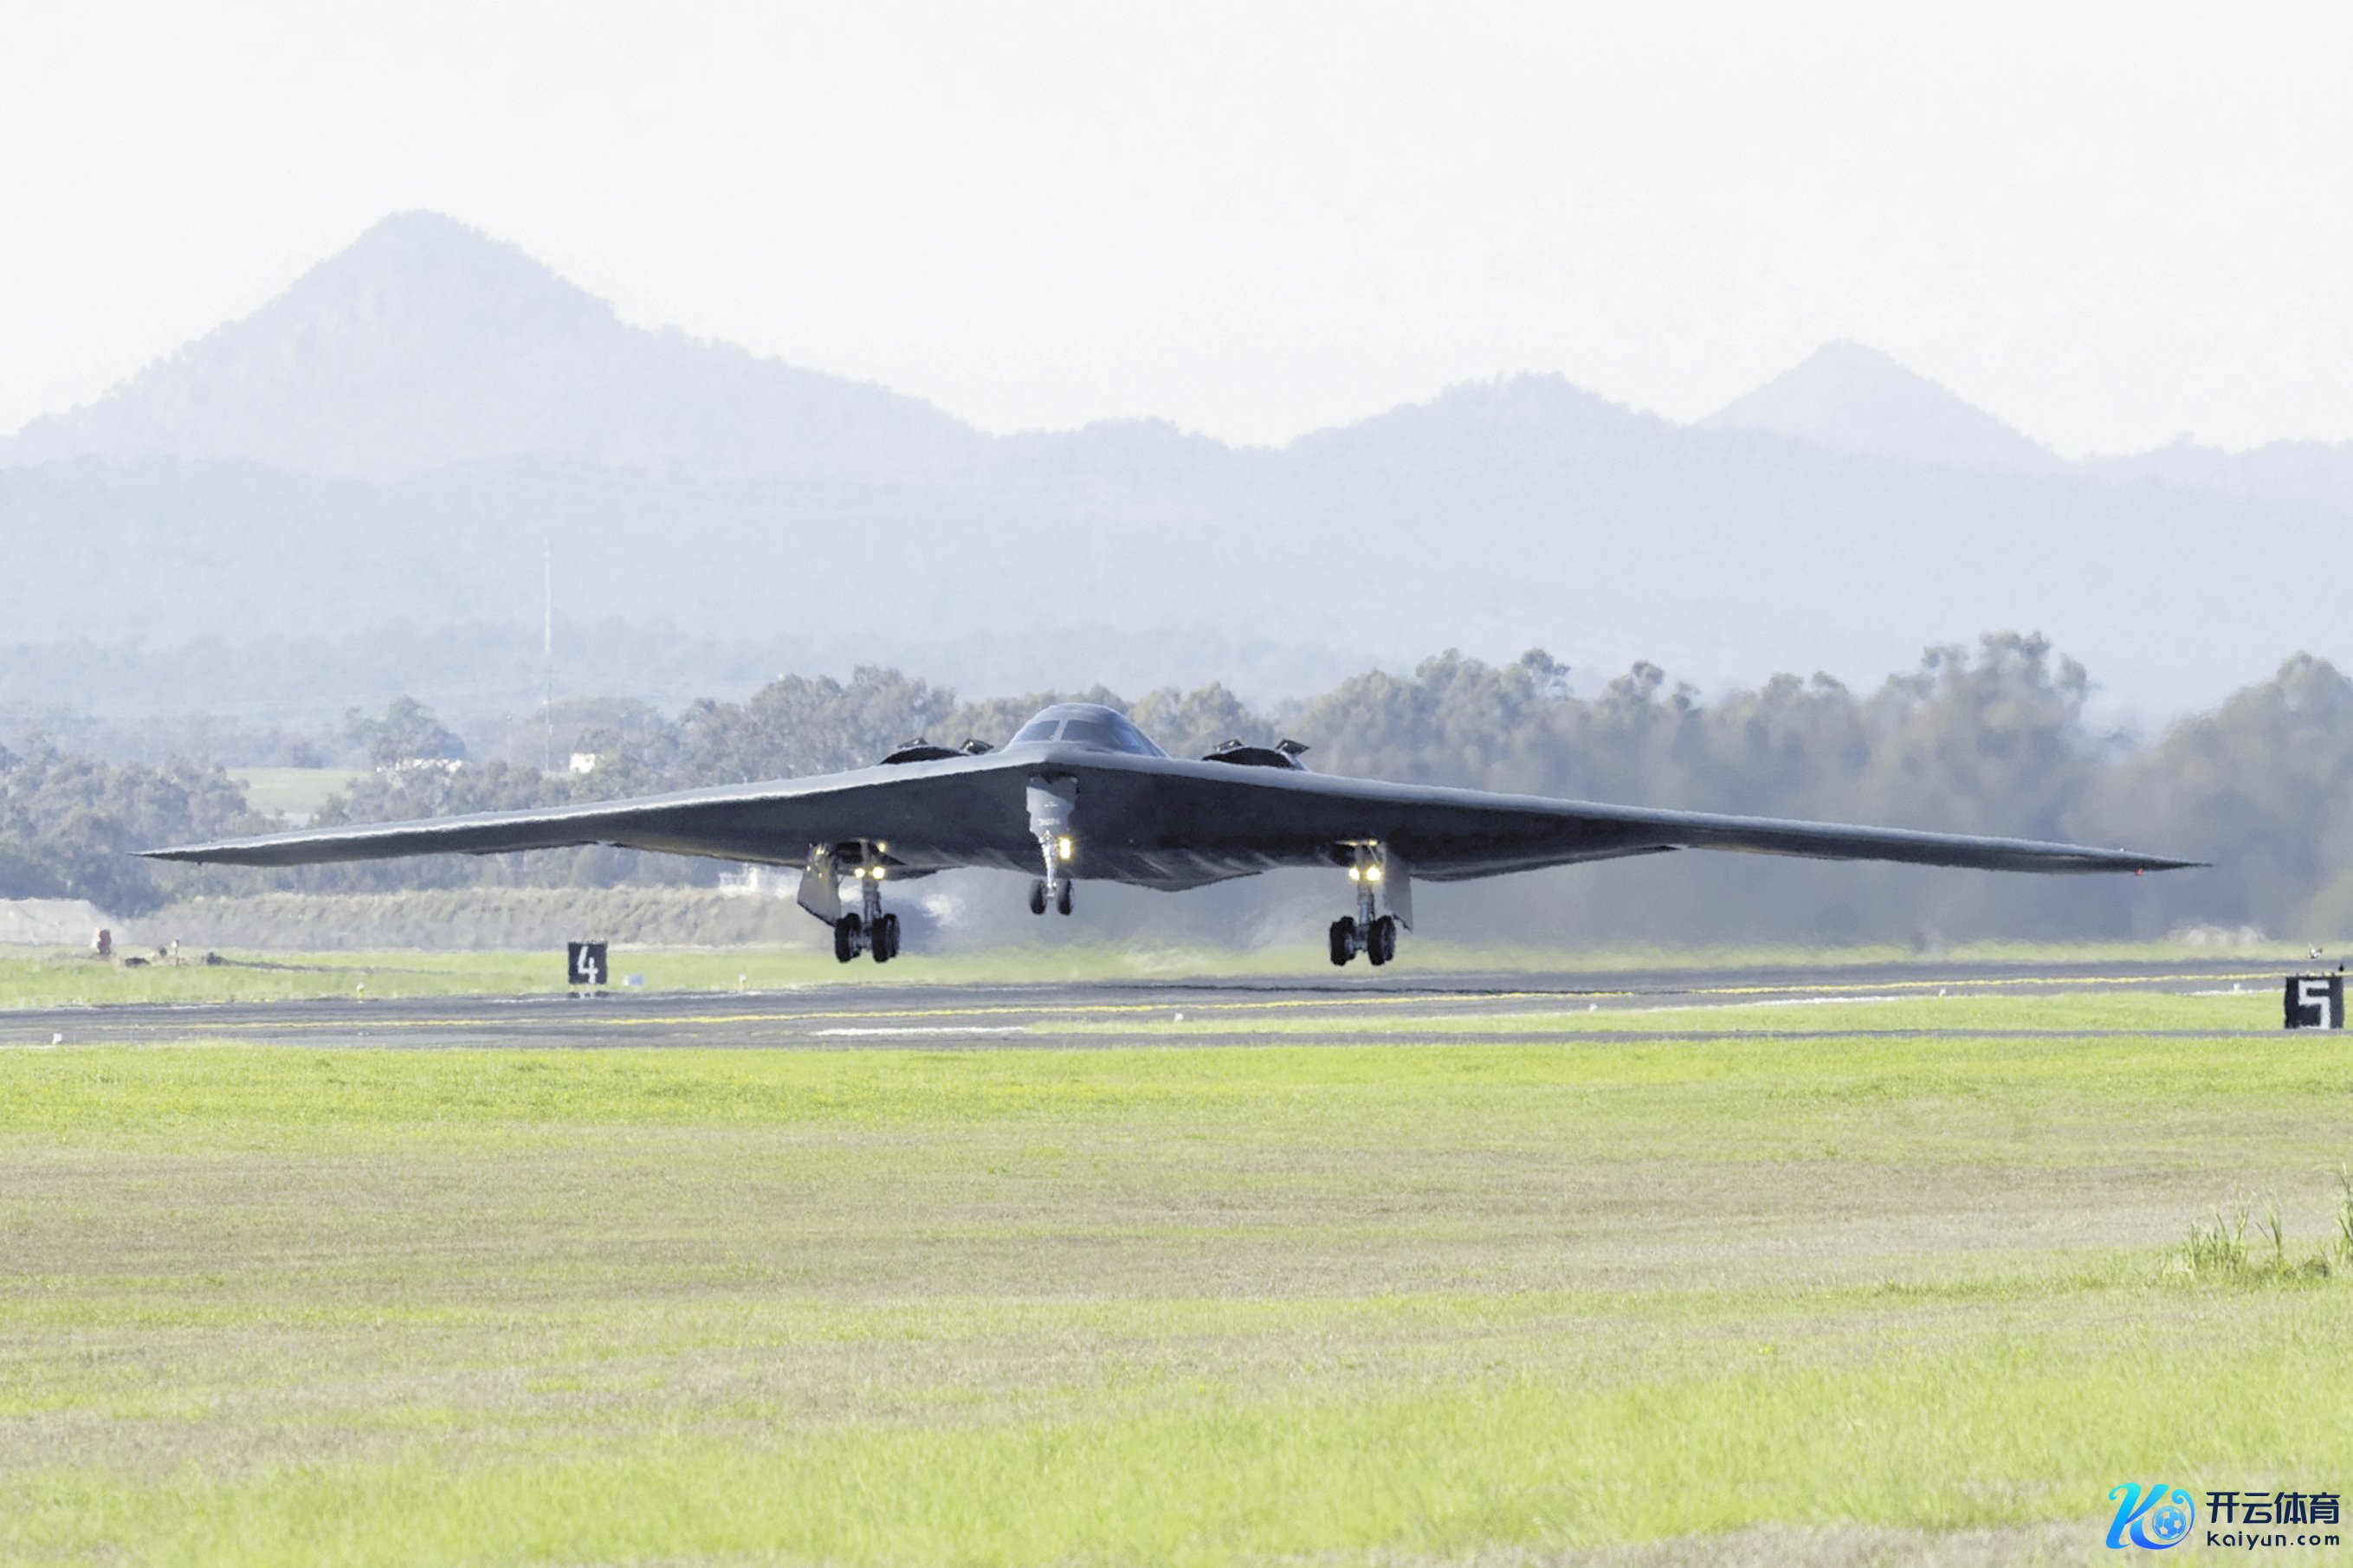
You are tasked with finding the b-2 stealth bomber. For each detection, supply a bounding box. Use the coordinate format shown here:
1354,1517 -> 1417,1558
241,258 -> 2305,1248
145,702 -> 2196,965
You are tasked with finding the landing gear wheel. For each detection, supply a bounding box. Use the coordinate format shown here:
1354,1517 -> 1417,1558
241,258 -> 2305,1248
1056,881 -> 1075,917
1329,916 -> 1357,967
1367,914 -> 1397,966
1029,879 -> 1048,915
870,912 -> 900,964
833,913 -> 863,964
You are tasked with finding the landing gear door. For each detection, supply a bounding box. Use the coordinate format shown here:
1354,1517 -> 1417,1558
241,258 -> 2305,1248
1384,850 -> 1413,931
796,849 -> 842,924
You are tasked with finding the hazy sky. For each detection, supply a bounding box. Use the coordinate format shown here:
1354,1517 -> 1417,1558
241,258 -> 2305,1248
5,0 -> 2350,454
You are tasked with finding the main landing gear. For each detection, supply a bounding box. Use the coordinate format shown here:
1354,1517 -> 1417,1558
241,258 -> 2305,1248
832,908 -> 900,963
827,852 -> 900,965
1328,847 -> 1401,967
1328,913 -> 1397,966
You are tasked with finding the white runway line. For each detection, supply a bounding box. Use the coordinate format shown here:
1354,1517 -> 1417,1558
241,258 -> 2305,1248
811,1025 -> 1031,1038
1629,994 -> 1910,1015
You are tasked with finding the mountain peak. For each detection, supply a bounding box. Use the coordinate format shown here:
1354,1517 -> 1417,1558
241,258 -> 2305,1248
290,210 -> 611,333
1702,341 -> 2063,474
350,208 -> 510,251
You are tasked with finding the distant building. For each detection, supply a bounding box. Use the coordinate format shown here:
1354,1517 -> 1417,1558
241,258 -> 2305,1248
715,865 -> 790,899
568,752 -> 599,775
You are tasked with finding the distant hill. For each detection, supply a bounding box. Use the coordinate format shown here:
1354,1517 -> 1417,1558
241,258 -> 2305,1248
6,212 -> 2353,730
1702,341 -> 2065,474
0,212 -> 984,483
2085,436 -> 2353,512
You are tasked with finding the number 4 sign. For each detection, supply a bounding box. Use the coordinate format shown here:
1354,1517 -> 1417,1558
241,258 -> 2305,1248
567,942 -> 608,987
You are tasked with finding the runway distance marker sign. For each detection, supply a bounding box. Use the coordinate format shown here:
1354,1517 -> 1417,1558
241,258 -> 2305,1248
566,942 -> 609,988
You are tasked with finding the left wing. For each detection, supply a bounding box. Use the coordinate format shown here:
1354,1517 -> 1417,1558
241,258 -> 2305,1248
1024,752 -> 2200,883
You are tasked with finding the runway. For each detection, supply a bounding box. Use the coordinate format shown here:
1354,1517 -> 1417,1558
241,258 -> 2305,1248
0,955 -> 2302,1049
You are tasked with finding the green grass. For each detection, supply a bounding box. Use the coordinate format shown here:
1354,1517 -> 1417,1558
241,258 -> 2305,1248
4,1016 -> 2353,1563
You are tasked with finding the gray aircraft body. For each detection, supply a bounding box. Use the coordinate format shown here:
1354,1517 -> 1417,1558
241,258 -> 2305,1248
146,702 -> 2198,966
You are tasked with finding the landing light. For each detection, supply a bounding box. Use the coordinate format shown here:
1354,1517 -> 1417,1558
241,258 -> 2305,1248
1366,865 -> 1384,883
1057,836 -> 1075,862
871,867 -> 887,881
1348,867 -> 1361,882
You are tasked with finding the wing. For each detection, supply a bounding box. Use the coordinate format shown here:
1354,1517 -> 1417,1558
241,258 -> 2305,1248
139,752 -> 1048,870
1031,753 -> 2201,884
142,745 -> 2199,888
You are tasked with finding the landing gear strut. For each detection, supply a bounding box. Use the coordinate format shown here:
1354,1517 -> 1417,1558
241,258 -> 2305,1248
1328,846 -> 1401,967
1027,776 -> 1078,919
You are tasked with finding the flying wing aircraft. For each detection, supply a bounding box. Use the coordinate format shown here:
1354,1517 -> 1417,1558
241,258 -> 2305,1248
144,701 -> 2198,966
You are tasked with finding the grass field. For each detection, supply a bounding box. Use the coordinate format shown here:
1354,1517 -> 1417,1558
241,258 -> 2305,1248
3,984 -> 2351,1565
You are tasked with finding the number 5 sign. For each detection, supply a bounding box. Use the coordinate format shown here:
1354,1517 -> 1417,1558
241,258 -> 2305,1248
2285,973 -> 2342,1029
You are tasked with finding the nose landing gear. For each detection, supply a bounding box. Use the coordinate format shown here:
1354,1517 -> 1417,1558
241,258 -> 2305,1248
1030,878 -> 1074,916
1027,776 -> 1078,919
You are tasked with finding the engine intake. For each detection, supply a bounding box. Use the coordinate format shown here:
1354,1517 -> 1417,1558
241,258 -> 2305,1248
879,737 -> 994,765
1200,738 -> 1310,771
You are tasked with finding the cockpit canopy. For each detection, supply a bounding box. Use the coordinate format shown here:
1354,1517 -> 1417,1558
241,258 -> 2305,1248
1008,703 -> 1167,757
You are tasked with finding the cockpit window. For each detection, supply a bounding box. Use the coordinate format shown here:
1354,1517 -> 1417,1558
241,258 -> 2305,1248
1009,707 -> 1167,756
1087,713 -> 1166,755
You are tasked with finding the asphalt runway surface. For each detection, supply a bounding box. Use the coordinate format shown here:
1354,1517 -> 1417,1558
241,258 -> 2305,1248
0,956 -> 2308,1049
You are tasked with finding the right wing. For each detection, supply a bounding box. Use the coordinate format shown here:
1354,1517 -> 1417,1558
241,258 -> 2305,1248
140,752 -> 1043,869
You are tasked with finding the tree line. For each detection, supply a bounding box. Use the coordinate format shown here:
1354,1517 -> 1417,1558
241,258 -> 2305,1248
4,633 -> 2348,945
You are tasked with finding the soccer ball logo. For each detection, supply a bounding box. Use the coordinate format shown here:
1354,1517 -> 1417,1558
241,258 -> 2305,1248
2107,1484 -> 2196,1551
2145,1494 -> 2191,1545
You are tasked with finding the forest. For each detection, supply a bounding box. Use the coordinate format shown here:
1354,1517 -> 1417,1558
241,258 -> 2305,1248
3,633 -> 2346,945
